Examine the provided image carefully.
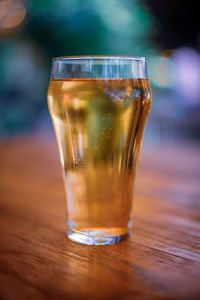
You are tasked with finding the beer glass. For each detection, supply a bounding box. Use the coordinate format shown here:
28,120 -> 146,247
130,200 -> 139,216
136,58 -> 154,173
48,56 -> 152,245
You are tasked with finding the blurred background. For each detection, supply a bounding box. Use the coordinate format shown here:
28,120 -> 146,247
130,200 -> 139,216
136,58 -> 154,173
0,0 -> 200,143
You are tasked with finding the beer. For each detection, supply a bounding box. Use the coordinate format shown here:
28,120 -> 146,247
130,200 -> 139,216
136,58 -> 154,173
48,78 -> 152,244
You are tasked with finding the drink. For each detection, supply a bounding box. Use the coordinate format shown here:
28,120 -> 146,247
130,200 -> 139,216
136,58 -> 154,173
48,78 -> 152,244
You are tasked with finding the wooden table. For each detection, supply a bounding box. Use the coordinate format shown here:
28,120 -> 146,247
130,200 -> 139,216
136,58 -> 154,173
0,135 -> 200,300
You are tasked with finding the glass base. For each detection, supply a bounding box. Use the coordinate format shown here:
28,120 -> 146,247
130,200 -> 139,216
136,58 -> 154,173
67,227 -> 129,245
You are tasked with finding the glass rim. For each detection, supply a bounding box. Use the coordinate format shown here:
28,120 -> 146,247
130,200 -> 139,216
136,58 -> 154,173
52,55 -> 146,62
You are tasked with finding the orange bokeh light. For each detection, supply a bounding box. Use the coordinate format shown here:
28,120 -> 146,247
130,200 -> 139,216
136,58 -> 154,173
0,0 -> 26,29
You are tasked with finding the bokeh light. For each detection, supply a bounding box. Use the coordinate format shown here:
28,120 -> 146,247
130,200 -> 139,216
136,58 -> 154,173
149,55 -> 173,88
172,47 -> 200,105
0,0 -> 26,29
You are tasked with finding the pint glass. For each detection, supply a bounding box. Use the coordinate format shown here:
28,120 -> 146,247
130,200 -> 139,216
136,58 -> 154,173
48,56 -> 152,245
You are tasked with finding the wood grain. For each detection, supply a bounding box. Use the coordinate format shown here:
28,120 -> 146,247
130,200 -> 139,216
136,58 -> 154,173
0,135 -> 200,300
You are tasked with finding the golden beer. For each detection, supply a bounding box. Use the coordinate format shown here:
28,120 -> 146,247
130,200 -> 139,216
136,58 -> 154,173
48,76 -> 152,244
